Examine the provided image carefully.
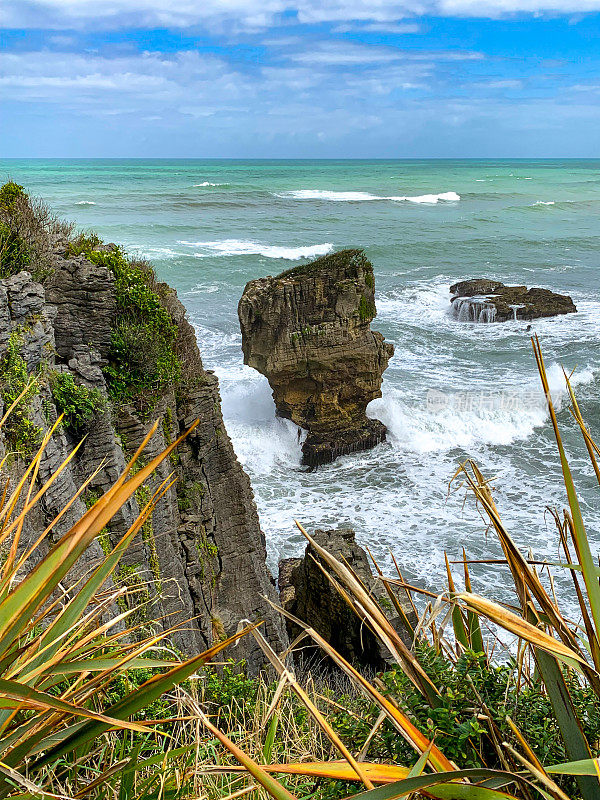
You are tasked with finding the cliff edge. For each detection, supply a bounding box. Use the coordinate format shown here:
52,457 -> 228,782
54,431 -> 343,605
0,183 -> 287,671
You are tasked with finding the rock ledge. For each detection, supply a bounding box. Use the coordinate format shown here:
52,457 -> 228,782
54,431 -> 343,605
450,279 -> 577,322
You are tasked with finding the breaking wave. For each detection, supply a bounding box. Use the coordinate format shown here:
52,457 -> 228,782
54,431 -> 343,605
177,239 -> 333,259
390,191 -> 460,204
275,189 -> 460,203
369,363 -> 594,455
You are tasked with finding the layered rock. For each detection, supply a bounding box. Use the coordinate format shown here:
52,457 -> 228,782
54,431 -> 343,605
238,250 -> 394,467
450,279 -> 577,323
278,528 -> 416,669
0,247 -> 287,672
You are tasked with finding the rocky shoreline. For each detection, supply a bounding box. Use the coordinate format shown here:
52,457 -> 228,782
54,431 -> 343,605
1,186 -> 585,674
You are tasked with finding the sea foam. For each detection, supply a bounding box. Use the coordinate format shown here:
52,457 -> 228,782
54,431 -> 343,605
389,191 -> 460,204
369,362 -> 594,455
74,201 -> 96,205
177,239 -> 333,259
193,182 -> 224,187
276,189 -> 460,203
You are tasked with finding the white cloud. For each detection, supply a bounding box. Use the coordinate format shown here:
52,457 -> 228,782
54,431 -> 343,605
2,0 -> 600,31
332,21 -> 422,31
289,41 -> 405,64
472,78 -> 524,88
1,38 -> 598,157
286,40 -> 482,65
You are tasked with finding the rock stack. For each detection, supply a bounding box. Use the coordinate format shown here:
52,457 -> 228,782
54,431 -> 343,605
278,528 -> 416,669
238,249 -> 394,467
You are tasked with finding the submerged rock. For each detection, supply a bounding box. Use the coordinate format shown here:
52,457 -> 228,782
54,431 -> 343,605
450,279 -> 577,323
278,528 -> 416,669
238,249 -> 394,467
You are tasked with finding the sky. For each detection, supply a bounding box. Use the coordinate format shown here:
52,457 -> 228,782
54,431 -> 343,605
1,0 -> 600,157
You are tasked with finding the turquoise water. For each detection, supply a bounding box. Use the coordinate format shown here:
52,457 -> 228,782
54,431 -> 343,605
2,158 -> 600,602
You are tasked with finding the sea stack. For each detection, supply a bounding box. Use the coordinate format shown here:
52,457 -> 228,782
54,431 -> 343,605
238,249 -> 393,467
278,528 -> 416,669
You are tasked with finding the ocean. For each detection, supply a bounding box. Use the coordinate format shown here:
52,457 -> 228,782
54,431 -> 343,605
2,158 -> 600,604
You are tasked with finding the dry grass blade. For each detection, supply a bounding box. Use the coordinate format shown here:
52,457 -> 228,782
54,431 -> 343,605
502,742 -> 570,800
197,707 -> 299,800
233,761 -> 411,783
457,593 -> 586,666
504,717 -> 569,800
246,622 -> 375,789
266,596 -> 456,774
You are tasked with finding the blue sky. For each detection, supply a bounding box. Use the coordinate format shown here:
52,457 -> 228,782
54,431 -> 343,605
1,1 -> 599,157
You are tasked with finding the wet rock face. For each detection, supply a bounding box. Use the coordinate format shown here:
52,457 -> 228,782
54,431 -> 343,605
450,279 -> 577,323
278,528 -> 416,669
238,250 -> 394,467
0,258 -> 287,672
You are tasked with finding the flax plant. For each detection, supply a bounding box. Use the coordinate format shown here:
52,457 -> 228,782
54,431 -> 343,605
0,389 -> 249,798
199,338 -> 600,800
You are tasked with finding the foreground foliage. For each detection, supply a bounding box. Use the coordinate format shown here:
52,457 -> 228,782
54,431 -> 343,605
0,391 -> 253,798
195,338 -> 600,800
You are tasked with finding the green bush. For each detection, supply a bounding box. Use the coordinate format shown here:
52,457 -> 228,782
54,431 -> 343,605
0,222 -> 31,278
0,181 -> 68,282
0,331 -> 42,457
378,641 -> 600,780
49,370 -> 104,430
358,293 -> 375,322
0,181 -> 26,209
64,231 -> 103,257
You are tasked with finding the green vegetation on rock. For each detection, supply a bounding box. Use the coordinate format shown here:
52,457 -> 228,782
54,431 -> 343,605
0,223 -> 31,279
358,293 -> 375,322
0,181 -> 26,209
0,181 -> 73,282
277,248 -> 369,280
0,330 -> 42,456
0,183 -> 31,279
68,234 -> 181,410
49,370 -> 104,431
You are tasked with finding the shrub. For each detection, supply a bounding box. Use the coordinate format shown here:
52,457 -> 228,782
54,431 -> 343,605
0,330 -> 42,456
358,293 -> 375,322
49,370 -> 104,430
0,181 -> 26,209
0,182 -> 72,281
0,222 -> 31,278
64,230 -> 103,257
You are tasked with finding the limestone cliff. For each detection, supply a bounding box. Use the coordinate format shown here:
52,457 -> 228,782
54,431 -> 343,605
0,197 -> 287,671
238,249 -> 394,467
